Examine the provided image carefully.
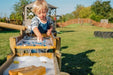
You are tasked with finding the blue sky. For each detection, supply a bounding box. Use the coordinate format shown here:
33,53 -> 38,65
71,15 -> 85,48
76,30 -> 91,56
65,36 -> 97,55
0,0 -> 113,17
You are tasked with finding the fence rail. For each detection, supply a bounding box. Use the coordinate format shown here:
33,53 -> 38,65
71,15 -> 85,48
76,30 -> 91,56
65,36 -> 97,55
57,18 -> 113,28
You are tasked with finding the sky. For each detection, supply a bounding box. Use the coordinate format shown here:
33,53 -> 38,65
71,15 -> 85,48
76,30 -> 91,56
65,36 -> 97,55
0,0 -> 113,17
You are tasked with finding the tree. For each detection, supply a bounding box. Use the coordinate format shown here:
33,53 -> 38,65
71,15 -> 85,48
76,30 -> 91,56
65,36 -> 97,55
108,9 -> 113,22
63,13 -> 75,22
91,0 -> 112,18
10,12 -> 16,20
72,4 -> 84,18
89,12 -> 104,22
10,0 -> 32,24
101,1 -> 111,17
91,0 -> 102,15
79,7 -> 92,18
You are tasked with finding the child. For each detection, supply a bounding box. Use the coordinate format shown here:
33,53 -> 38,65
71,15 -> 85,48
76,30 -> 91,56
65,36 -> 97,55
31,0 -> 53,42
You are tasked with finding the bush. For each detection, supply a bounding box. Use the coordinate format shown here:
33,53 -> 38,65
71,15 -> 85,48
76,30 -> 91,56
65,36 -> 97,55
0,17 -> 7,22
90,12 -> 105,22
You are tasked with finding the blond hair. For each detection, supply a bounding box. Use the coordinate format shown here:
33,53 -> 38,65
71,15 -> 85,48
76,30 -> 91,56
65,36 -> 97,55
32,0 -> 48,14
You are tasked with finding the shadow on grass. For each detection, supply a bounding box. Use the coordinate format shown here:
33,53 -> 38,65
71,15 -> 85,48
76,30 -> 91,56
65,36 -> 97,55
58,30 -> 75,34
61,46 -> 68,51
0,28 -> 19,33
61,30 -> 75,33
0,58 -> 6,66
61,49 -> 95,75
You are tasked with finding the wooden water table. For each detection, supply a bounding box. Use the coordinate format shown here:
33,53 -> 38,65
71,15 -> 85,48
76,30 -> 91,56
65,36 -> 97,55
0,30 -> 62,75
0,1 -> 70,74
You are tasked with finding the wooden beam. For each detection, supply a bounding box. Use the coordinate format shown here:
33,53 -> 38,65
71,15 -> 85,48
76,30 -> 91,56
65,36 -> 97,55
15,46 -> 56,49
0,54 -> 15,75
0,22 -> 26,30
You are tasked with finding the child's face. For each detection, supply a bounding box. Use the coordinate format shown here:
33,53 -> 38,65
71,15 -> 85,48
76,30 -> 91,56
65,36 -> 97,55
36,9 -> 47,20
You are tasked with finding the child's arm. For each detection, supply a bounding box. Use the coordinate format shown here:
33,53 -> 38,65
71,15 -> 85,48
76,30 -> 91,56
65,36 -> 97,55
31,17 -> 43,42
33,27 -> 43,41
47,26 -> 53,36
47,17 -> 53,36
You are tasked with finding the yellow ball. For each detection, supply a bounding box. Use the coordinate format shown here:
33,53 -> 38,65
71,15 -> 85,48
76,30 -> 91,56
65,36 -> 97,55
13,61 -> 19,64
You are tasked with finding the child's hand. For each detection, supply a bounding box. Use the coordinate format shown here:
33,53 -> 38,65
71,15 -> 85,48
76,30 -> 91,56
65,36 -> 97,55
37,35 -> 43,42
47,30 -> 51,36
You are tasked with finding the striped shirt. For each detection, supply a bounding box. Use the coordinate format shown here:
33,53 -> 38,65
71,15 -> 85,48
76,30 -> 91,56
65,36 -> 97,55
31,16 -> 53,33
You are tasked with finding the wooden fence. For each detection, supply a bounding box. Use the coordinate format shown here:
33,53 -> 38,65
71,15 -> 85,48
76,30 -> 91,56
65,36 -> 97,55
57,18 -> 113,28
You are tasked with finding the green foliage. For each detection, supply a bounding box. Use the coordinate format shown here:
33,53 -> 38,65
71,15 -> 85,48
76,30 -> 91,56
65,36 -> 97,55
58,14 -> 75,23
72,4 -> 84,18
108,9 -> 113,23
10,12 -> 23,20
89,12 -> 105,22
10,0 -> 32,23
0,17 -> 7,22
14,0 -> 32,14
79,7 -> 92,18
62,14 -> 75,22
10,12 -> 16,20
91,0 -> 112,22
58,0 -> 113,23
59,4 -> 85,23
102,1 -> 111,16
91,0 -> 102,15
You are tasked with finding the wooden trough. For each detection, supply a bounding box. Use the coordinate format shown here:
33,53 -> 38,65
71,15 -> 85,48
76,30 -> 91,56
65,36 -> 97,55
0,33 -> 62,75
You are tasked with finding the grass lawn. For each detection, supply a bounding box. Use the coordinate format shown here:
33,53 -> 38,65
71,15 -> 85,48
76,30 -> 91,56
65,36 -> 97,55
57,24 -> 113,75
0,29 -> 19,65
0,24 -> 113,75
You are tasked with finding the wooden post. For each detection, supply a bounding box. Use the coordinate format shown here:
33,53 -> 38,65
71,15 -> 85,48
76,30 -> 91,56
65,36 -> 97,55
55,37 -> 61,70
0,55 -> 15,75
9,37 -> 16,54
54,9 -> 57,31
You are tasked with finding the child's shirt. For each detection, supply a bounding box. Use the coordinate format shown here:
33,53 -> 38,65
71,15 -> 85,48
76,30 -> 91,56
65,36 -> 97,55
31,16 -> 53,33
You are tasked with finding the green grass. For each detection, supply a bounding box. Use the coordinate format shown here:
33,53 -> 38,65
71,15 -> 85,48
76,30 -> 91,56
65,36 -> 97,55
0,29 -> 19,65
0,24 -> 113,75
57,24 -> 113,75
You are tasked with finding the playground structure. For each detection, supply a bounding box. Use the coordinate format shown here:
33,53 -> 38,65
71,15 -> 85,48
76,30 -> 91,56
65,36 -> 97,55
0,21 -> 65,74
0,2 -> 70,75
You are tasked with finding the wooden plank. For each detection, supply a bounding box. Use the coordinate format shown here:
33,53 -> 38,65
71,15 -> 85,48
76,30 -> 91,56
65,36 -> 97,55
15,46 -> 56,49
51,33 -> 56,48
0,54 -> 15,75
53,54 -> 60,75
55,37 -> 61,70
7,54 -> 13,60
16,53 -> 53,59
10,33 -> 56,50
18,66 -> 46,75
15,35 -> 23,43
0,22 -> 26,30
60,72 -> 70,75
9,37 -> 16,54
16,53 -> 31,57
30,53 -> 53,59
9,65 -> 37,75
